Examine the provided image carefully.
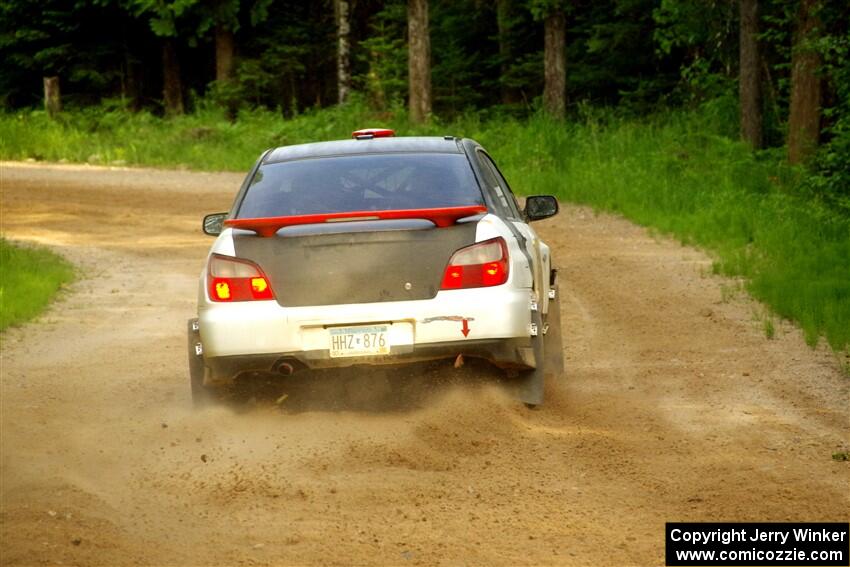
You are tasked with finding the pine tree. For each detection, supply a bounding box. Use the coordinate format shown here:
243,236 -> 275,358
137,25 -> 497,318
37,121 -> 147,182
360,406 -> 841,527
408,0 -> 432,123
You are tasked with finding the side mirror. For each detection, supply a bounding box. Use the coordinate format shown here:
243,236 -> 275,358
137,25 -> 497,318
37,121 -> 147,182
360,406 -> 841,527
524,195 -> 559,222
203,212 -> 228,236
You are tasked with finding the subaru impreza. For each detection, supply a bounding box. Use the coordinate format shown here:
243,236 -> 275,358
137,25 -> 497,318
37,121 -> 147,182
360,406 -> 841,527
188,129 -> 563,406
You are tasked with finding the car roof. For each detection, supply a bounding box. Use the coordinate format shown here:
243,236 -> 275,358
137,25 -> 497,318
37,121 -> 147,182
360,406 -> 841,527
263,136 -> 464,164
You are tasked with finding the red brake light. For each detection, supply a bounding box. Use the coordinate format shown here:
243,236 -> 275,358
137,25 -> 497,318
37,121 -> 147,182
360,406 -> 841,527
441,238 -> 509,290
208,254 -> 274,302
351,128 -> 395,139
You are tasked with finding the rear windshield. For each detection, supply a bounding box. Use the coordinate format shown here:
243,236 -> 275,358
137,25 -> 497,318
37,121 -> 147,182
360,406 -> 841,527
236,153 -> 484,218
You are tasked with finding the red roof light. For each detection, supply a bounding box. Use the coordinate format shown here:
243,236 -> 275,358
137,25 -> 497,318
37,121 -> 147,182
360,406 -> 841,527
352,128 -> 395,139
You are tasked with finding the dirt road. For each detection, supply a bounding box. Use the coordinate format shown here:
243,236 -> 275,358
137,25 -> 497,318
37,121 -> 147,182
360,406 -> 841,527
1,162 -> 847,566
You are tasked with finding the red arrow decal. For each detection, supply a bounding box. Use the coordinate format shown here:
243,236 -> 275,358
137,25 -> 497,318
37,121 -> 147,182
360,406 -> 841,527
461,318 -> 470,337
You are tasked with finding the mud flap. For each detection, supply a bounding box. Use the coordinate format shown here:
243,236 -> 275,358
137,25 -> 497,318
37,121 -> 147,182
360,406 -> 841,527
544,287 -> 565,379
187,319 -> 212,407
518,310 -> 545,407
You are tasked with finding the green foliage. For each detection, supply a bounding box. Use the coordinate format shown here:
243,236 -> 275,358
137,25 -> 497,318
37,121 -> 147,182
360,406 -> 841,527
573,0 -> 672,111
527,0 -> 571,21
1,0 -> 840,155
499,51 -> 544,103
807,14 -> 850,213
221,1 -> 334,115
430,0 -> 498,114
653,0 -> 737,103
0,1 -> 81,75
133,0 -> 270,48
134,0 -> 197,38
354,0 -> 408,110
0,0 -> 132,106
194,0 -> 242,35
0,238 -> 75,331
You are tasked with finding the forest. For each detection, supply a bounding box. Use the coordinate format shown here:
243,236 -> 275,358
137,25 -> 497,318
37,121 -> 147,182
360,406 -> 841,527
1,0 -> 849,353
2,0 -> 848,173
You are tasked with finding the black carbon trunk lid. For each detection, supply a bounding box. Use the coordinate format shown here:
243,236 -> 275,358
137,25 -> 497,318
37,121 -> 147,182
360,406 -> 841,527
232,221 -> 478,307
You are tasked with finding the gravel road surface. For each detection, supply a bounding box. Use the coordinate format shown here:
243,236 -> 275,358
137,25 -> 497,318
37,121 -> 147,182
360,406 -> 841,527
1,162 -> 847,566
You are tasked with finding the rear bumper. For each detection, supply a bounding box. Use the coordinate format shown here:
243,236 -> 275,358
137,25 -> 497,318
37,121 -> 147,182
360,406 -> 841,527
204,337 -> 535,383
197,285 -> 536,380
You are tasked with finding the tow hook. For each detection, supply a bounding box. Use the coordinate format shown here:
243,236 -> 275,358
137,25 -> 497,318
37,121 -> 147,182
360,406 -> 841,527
190,318 -> 203,356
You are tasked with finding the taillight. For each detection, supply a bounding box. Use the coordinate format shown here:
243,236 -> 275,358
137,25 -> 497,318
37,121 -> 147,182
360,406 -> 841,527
441,237 -> 509,290
208,254 -> 274,302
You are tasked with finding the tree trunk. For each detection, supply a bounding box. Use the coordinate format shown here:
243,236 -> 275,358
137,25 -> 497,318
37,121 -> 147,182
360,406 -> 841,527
123,49 -> 140,111
787,0 -> 822,164
408,0 -> 431,124
543,10 -> 566,120
496,0 -> 520,105
43,76 -> 61,118
215,25 -> 235,83
366,56 -> 387,110
739,0 -> 762,149
121,24 -> 140,112
335,0 -> 351,104
162,38 -> 184,116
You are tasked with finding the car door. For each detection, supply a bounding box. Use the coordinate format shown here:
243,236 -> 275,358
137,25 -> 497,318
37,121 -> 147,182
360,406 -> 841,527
475,150 -> 553,315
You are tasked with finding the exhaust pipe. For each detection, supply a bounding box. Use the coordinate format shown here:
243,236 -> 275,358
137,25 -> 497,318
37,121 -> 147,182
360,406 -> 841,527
274,361 -> 295,376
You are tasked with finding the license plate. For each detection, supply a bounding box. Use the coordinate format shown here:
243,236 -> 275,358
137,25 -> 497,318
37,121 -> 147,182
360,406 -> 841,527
328,325 -> 390,358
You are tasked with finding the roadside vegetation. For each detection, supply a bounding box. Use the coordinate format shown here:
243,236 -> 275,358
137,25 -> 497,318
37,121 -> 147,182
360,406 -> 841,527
0,238 -> 75,331
1,98 -> 847,352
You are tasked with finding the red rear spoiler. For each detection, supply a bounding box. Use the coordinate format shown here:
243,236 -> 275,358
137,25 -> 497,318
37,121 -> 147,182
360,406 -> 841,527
223,205 -> 487,237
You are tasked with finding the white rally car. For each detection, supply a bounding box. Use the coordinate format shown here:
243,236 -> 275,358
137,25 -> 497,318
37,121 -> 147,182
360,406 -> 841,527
188,129 -> 563,406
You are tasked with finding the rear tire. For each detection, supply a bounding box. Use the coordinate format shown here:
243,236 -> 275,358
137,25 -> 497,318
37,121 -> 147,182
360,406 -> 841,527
187,319 -> 213,408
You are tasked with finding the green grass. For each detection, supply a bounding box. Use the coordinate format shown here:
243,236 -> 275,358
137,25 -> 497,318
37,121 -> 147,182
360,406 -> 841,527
1,99 -> 847,352
0,102 -> 384,170
479,110 -> 850,352
762,317 -> 776,340
0,238 -> 75,331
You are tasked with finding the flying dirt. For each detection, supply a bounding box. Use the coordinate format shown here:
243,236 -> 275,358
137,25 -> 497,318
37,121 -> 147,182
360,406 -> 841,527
1,162 -> 847,566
